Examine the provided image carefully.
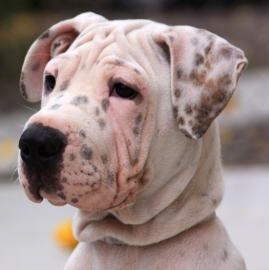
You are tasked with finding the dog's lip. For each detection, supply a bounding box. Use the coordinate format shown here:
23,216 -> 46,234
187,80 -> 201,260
39,189 -> 66,206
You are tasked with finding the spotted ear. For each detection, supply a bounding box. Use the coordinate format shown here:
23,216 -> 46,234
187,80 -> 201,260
20,12 -> 106,102
154,26 -> 247,139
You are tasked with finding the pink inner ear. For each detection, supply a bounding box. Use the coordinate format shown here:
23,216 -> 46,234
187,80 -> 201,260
50,31 -> 79,57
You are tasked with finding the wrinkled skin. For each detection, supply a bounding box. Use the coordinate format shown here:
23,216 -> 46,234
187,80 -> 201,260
18,12 -> 247,270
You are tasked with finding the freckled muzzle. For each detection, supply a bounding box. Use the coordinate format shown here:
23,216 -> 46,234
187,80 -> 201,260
19,123 -> 67,200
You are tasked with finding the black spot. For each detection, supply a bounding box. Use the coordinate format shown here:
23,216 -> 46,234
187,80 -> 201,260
101,98 -> 109,112
39,30 -> 50,40
71,95 -> 88,106
59,80 -> 70,91
80,144 -> 92,160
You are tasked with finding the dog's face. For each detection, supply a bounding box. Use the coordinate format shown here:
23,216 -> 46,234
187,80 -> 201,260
18,13 -> 247,213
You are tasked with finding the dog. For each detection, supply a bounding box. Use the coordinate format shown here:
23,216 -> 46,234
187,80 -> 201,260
18,12 -> 247,269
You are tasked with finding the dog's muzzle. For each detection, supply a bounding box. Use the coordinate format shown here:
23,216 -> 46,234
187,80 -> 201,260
19,123 -> 67,197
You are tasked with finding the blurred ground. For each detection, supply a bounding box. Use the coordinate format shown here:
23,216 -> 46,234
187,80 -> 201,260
0,167 -> 268,270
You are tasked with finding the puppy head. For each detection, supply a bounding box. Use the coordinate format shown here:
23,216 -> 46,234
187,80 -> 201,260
18,13 -> 247,214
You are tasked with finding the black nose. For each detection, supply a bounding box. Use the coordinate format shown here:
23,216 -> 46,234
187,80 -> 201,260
19,123 -> 67,167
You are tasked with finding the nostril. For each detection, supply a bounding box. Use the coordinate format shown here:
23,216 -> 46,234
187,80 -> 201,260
38,141 -> 64,160
19,141 -> 31,161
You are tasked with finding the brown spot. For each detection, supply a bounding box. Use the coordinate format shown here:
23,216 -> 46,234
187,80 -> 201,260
101,98 -> 109,112
49,103 -> 61,110
59,80 -> 70,91
71,95 -> 88,106
205,41 -> 213,55
212,89 -> 227,103
190,70 -> 207,86
188,120 -> 194,126
135,113 -> 143,125
217,74 -> 232,88
69,154 -> 75,161
31,62 -> 41,72
185,104 -> 193,115
176,68 -> 183,79
98,119 -> 106,129
80,145 -> 92,160
220,46 -> 233,59
91,182 -> 99,190
71,198 -> 78,204
174,88 -> 182,98
62,177 -> 67,183
39,30 -> 50,39
101,154 -> 108,164
195,53 -> 204,66
132,126 -> 140,136
79,130 -> 86,138
173,106 -> 178,117
178,117 -> 185,125
107,173 -> 115,185
191,125 -> 205,138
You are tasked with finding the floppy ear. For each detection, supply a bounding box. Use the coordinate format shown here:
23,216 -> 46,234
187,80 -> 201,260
20,12 -> 106,102
154,26 -> 247,139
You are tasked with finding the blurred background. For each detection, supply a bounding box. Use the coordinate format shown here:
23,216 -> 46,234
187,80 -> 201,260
0,1 -> 268,269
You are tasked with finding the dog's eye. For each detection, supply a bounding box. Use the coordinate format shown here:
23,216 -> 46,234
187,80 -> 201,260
111,83 -> 138,100
44,74 -> 56,94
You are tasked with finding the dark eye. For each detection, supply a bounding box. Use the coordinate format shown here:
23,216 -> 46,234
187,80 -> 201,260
44,74 -> 56,94
111,83 -> 138,99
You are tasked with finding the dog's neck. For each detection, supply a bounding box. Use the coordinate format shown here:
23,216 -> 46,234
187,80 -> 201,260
73,123 -> 223,246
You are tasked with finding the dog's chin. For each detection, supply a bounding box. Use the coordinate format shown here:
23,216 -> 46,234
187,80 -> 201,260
39,189 -> 67,206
